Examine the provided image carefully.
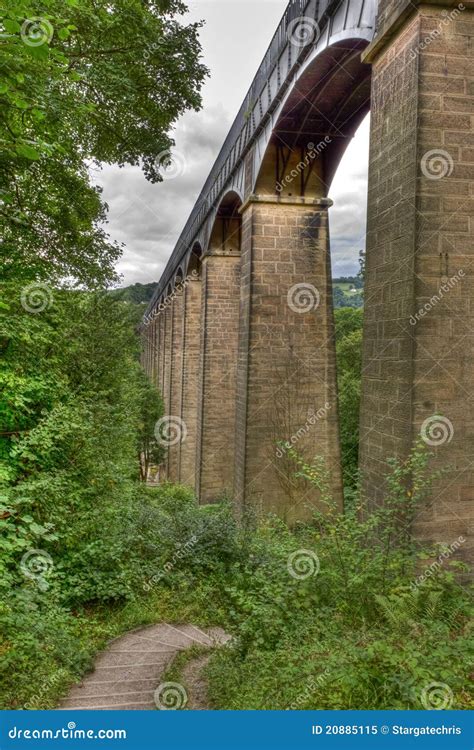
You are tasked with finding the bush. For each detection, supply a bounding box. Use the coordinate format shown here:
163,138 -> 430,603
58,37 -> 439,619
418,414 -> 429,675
203,448 -> 473,710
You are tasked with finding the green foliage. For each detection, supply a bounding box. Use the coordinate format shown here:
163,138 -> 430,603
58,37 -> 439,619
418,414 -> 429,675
0,0 -> 207,284
202,448 -> 472,710
137,368 -> 164,481
109,282 -> 158,305
334,307 -> 363,490
0,281 -> 169,706
1,449 -> 472,710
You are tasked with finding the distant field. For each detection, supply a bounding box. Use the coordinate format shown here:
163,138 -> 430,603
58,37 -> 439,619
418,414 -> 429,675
333,278 -> 363,308
334,282 -> 360,296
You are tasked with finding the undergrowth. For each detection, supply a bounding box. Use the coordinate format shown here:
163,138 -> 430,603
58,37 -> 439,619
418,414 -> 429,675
1,449 -> 472,711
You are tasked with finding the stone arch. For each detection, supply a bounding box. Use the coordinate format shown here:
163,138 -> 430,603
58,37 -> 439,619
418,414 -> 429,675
186,242 -> 203,279
206,191 -> 243,257
253,37 -> 372,199
174,267 -> 185,294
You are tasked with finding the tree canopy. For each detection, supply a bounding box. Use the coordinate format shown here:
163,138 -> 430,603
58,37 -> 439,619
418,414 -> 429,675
0,0 -> 208,285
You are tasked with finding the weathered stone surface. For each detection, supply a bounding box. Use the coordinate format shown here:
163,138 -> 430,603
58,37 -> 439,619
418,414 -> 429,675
142,0 -> 473,565
360,2 -> 474,564
179,278 -> 202,487
234,196 -> 342,521
196,251 -> 241,503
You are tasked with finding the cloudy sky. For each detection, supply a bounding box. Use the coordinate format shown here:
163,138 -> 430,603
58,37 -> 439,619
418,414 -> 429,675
97,0 -> 370,287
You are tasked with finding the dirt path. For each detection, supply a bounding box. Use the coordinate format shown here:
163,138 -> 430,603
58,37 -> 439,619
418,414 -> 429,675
58,623 -> 230,711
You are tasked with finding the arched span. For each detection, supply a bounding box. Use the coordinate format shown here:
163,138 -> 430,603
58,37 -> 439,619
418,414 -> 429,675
205,191 -> 243,257
253,36 -> 373,197
174,267 -> 184,287
145,0 -> 377,318
186,242 -> 203,278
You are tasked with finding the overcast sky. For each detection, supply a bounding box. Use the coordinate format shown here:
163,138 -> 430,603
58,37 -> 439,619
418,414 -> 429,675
96,0 -> 370,287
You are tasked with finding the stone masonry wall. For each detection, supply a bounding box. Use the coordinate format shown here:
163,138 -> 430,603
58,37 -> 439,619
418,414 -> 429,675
360,4 -> 474,563
179,279 -> 202,487
168,291 -> 185,482
162,303 -> 173,477
196,252 -> 241,503
234,197 -> 343,522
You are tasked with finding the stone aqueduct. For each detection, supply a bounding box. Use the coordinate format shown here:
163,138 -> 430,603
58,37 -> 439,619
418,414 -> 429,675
142,0 -> 473,561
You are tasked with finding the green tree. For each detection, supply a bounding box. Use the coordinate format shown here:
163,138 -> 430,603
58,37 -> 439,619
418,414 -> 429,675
0,0 -> 207,284
136,368 -> 164,482
334,308 -> 363,490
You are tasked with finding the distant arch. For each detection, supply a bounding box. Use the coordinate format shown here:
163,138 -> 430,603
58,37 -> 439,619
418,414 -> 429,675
174,267 -> 184,287
207,191 -> 243,256
187,242 -> 203,278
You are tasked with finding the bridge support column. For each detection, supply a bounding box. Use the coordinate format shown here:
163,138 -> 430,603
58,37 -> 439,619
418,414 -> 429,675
360,2 -> 474,561
196,251 -> 240,503
161,302 -> 173,478
179,276 -> 202,487
168,289 -> 185,483
152,317 -> 159,388
234,196 -> 343,522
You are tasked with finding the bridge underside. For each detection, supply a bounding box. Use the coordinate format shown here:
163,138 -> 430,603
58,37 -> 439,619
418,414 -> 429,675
143,0 -> 473,565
